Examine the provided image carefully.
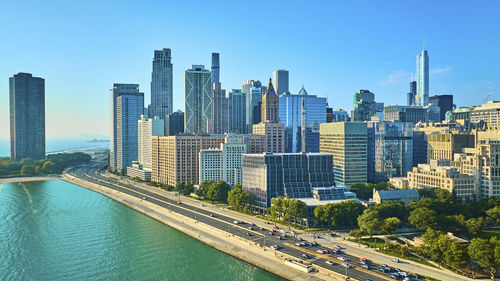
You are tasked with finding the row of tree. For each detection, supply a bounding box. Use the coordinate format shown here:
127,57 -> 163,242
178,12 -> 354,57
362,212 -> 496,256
196,180 -> 231,202
149,181 -> 195,195
227,184 -> 255,213
269,196 -> 308,226
0,153 -> 91,176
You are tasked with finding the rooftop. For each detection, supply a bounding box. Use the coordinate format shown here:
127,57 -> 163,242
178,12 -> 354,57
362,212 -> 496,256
375,189 -> 419,200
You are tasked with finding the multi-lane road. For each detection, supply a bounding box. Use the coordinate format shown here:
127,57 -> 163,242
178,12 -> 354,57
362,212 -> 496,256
66,161 -> 426,281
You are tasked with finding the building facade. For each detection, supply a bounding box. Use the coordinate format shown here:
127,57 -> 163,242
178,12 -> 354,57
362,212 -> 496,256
149,48 -> 173,118
415,48 -> 429,106
185,65 -> 212,134
137,115 -> 164,170
427,132 -> 474,162
408,80 -> 417,106
320,122 -> 368,185
110,84 -> 144,172
211,53 -> 219,83
352,89 -> 376,121
151,135 -> 225,186
272,69 -> 289,95
228,89 -> 246,134
242,153 -> 336,211
429,95 -> 453,121
212,82 -> 227,134
9,72 -> 45,161
165,110 -> 184,136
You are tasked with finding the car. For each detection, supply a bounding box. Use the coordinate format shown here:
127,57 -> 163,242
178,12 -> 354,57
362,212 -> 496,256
259,227 -> 264,230
336,256 -> 346,261
233,220 -> 240,224
361,264 -> 369,269
357,258 -> 368,262
251,223 -> 256,226
201,203 -> 205,207
389,274 -> 398,279
265,221 -> 270,224
209,213 -> 214,217
403,278 -> 410,281
410,273 -> 419,279
276,236 -> 282,240
295,242 -> 303,246
142,196 -> 146,200
246,232 -> 253,236
302,254 -> 310,259
270,245 -> 280,250
380,264 -> 388,268
399,272 -> 408,277
297,237 -> 303,241
325,260 -> 334,265
341,262 -> 350,268
248,226 -> 253,230
392,258 -> 400,263
310,242 -> 318,246
269,232 -> 274,235
378,268 -> 388,273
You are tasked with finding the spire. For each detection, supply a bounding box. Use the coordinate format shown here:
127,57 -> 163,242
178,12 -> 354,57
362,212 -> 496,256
264,77 -> 276,96
298,85 -> 308,96
423,37 -> 426,50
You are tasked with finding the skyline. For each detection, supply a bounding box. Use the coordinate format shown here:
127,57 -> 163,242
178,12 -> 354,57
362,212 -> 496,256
1,0 -> 499,138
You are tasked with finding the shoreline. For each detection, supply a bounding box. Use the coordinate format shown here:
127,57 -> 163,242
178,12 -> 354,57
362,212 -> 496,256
0,176 -> 60,184
60,173 -> 342,281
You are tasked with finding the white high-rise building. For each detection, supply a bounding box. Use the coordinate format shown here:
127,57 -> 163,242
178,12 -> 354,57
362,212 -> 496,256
199,134 -> 248,186
138,115 -> 164,170
415,46 -> 429,106
185,65 -> 212,133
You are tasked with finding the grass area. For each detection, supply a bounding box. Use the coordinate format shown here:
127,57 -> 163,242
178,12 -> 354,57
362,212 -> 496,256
420,275 -> 441,281
377,248 -> 437,268
481,229 -> 500,239
350,237 -> 386,248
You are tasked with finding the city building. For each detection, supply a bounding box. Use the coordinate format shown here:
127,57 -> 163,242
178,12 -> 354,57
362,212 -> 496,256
328,109 -> 349,122
352,89 -> 376,121
429,95 -> 454,121
412,130 -> 428,167
407,80 -> 417,106
372,189 -> 420,205
151,135 -> 225,186
211,82 -> 227,134
320,122 -> 368,185
228,89 -> 246,134
199,134 -> 248,186
109,84 -> 144,173
426,132 -> 474,162
384,105 -> 434,124
375,102 -> 384,120
127,161 -> 151,182
184,65 -> 212,134
242,80 -> 263,133
272,69 -> 289,95
149,48 -> 173,118
279,86 -> 326,153
470,101 -> 500,129
415,46 -> 429,106
9,72 -> 45,161
211,53 -> 219,83
407,159 -> 475,200
137,115 -> 164,170
165,110 -> 184,136
253,79 -> 284,153
367,121 -> 413,183
241,134 -> 265,154
242,153 -> 336,211
389,177 -> 409,189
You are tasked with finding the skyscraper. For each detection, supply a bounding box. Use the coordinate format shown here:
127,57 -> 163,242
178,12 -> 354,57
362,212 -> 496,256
211,82 -> 227,134
150,48 -> 173,118
137,115 -> 164,170
429,95 -> 453,121
165,110 -> 185,136
211,53 -> 220,83
407,80 -> 417,106
352,89 -> 376,121
272,69 -> 289,95
242,80 -> 263,133
415,46 -> 429,106
9,73 -> 45,161
228,89 -> 246,134
184,65 -> 212,134
110,84 -> 144,173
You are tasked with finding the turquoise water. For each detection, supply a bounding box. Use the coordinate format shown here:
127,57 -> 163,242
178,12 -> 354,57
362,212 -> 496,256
0,138 -> 109,157
0,180 -> 283,281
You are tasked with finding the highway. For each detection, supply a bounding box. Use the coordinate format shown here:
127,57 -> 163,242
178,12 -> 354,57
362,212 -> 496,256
67,161 -> 425,281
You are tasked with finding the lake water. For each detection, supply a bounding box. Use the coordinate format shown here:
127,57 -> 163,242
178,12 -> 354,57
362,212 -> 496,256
0,138 -> 109,157
0,180 -> 283,281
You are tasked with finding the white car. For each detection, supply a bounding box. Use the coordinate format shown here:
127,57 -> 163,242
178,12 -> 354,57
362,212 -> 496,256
270,245 -> 280,250
325,260 -> 334,265
336,256 -> 346,261
341,262 -> 350,268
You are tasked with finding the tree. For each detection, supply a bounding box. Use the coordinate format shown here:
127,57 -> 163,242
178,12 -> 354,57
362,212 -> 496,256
381,217 -> 402,235
465,218 -> 483,238
444,243 -> 469,269
288,199 -> 308,226
468,237 -> 500,280
205,181 -> 230,202
39,161 -> 56,174
486,206 -> 500,224
409,207 -> 438,230
374,202 -> 408,222
228,184 -> 255,213
20,165 -> 36,176
196,180 -> 214,198
20,158 -> 35,165
357,209 -> 383,241
314,201 -> 365,229
270,196 -> 285,221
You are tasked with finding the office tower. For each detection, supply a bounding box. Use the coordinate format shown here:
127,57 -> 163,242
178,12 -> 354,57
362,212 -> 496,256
429,95 -> 453,121
272,69 -> 289,95
352,89 -> 376,121
384,105 -> 435,124
407,80 -> 417,106
9,73 -> 45,161
110,84 -> 144,173
253,79 -> 284,153
212,82 -> 227,134
199,134 -> 248,186
326,106 -> 333,122
242,80 -> 263,133
185,65 -> 212,134
228,89 -> 246,133
137,115 -> 164,170
149,48 -> 173,118
279,86 -> 326,152
427,132 -> 474,162
412,131 -> 428,167
242,153 -> 336,210
165,110 -> 184,136
211,53 -> 220,83
320,122 -> 368,185
415,46 -> 429,106
367,121 -> 413,183
151,135 -> 225,185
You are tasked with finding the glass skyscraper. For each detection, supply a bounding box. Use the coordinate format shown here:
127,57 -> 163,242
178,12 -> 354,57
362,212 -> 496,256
352,89 -> 376,121
416,48 -> 429,106
110,84 -> 144,173
150,48 -> 173,118
211,53 -> 220,83
228,89 -> 246,134
279,86 -> 326,153
184,65 -> 212,134
9,73 -> 45,161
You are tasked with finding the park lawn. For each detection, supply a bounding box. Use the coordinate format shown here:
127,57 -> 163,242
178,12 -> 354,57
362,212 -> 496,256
377,248 -> 437,268
351,237 -> 386,248
481,229 -> 500,239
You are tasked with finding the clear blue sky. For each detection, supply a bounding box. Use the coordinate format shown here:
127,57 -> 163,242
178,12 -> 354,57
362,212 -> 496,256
1,0 -> 499,138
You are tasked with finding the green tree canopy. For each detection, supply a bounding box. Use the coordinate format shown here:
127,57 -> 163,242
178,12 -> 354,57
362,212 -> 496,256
409,207 -> 438,230
20,165 -> 36,176
357,209 -> 383,238
468,237 -> 500,280
381,217 -> 402,235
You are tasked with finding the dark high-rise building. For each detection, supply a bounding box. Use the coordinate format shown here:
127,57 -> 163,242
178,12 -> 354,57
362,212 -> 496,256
165,110 -> 185,135
9,73 -> 45,161
326,106 -> 333,122
407,80 -> 417,106
228,89 -> 246,134
429,95 -> 453,121
211,53 -> 220,83
352,89 -> 376,121
150,48 -> 173,118
211,82 -> 226,134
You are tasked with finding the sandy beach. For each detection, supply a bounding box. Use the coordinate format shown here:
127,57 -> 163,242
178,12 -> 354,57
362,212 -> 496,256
0,176 -> 59,184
